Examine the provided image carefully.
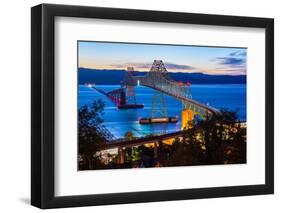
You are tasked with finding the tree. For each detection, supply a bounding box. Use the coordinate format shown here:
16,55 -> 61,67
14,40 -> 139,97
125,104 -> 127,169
223,121 -> 246,164
164,108 -> 246,166
163,133 -> 204,167
124,131 -> 135,140
195,108 -> 246,165
78,99 -> 106,170
79,99 -> 105,128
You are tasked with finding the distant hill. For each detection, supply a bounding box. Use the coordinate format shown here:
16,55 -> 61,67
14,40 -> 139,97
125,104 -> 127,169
78,68 -> 246,85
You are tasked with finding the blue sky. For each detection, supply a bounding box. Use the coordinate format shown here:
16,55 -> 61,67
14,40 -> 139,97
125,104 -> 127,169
78,41 -> 247,75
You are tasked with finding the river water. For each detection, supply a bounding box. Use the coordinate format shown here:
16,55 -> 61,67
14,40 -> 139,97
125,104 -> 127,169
78,84 -> 246,139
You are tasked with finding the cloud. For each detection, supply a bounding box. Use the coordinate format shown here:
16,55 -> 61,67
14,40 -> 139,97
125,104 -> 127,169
134,63 -> 151,69
213,51 -> 247,75
220,68 -> 246,75
110,64 -> 127,68
229,50 -> 247,57
216,57 -> 246,66
110,62 -> 195,71
110,62 -> 151,69
164,63 -> 195,70
202,68 -> 246,75
238,51 -> 247,57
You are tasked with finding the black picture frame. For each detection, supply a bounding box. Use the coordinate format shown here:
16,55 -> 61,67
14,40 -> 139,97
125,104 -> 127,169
31,3 -> 274,209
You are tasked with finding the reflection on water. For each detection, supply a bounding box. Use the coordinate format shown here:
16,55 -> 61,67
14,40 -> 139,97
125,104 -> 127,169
78,84 -> 246,139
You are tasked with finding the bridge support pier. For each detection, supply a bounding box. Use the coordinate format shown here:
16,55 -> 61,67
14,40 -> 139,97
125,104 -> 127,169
154,140 -> 164,160
181,109 -> 194,129
118,148 -> 125,164
120,89 -> 126,105
151,91 -> 167,118
153,143 -> 158,159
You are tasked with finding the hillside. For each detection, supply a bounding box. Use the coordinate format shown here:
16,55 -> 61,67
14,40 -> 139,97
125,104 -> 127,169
78,68 -> 246,85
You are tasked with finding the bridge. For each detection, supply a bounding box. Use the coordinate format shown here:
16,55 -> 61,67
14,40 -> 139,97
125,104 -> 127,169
128,60 -> 220,115
115,60 -> 219,128
102,130 -> 186,164
104,130 -> 184,149
88,60 -> 220,143
90,68 -> 144,109
86,60 -> 222,163
90,60 -> 220,130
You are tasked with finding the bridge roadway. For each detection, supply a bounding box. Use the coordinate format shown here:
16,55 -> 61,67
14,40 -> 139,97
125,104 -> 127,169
90,76 -> 220,115
133,76 -> 221,115
91,86 -> 123,98
143,82 -> 220,115
103,130 -> 185,150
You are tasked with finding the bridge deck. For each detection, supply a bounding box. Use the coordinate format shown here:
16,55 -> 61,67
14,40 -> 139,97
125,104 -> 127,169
142,83 -> 220,115
133,74 -> 220,115
103,130 -> 184,149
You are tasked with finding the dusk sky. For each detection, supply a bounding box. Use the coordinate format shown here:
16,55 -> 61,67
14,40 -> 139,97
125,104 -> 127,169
78,41 -> 247,75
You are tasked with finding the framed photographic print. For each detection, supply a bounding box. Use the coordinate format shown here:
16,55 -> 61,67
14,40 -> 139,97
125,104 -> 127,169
31,4 -> 274,209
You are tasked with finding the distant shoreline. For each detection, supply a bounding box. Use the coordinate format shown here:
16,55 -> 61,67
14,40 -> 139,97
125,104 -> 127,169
79,68 -> 246,85
79,83 -> 246,86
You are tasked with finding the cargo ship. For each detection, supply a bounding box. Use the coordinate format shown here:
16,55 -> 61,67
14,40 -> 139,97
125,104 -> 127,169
139,117 -> 178,124
118,104 -> 144,109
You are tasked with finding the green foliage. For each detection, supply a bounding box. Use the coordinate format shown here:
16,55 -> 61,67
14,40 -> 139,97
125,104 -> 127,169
196,108 -> 246,164
163,138 -> 204,166
78,105 -> 246,170
78,100 -> 106,170
162,108 -> 246,167
79,99 -> 105,128
137,145 -> 153,157
124,131 -> 135,140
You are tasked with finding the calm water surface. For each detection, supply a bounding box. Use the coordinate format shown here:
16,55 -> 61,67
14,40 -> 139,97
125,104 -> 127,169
78,84 -> 246,139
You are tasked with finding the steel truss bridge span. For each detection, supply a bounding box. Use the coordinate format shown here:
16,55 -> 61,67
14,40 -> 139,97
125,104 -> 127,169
88,60 -> 221,144
126,60 -> 220,118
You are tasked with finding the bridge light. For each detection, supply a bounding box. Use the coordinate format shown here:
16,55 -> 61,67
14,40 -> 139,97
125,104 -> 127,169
178,81 -> 184,86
